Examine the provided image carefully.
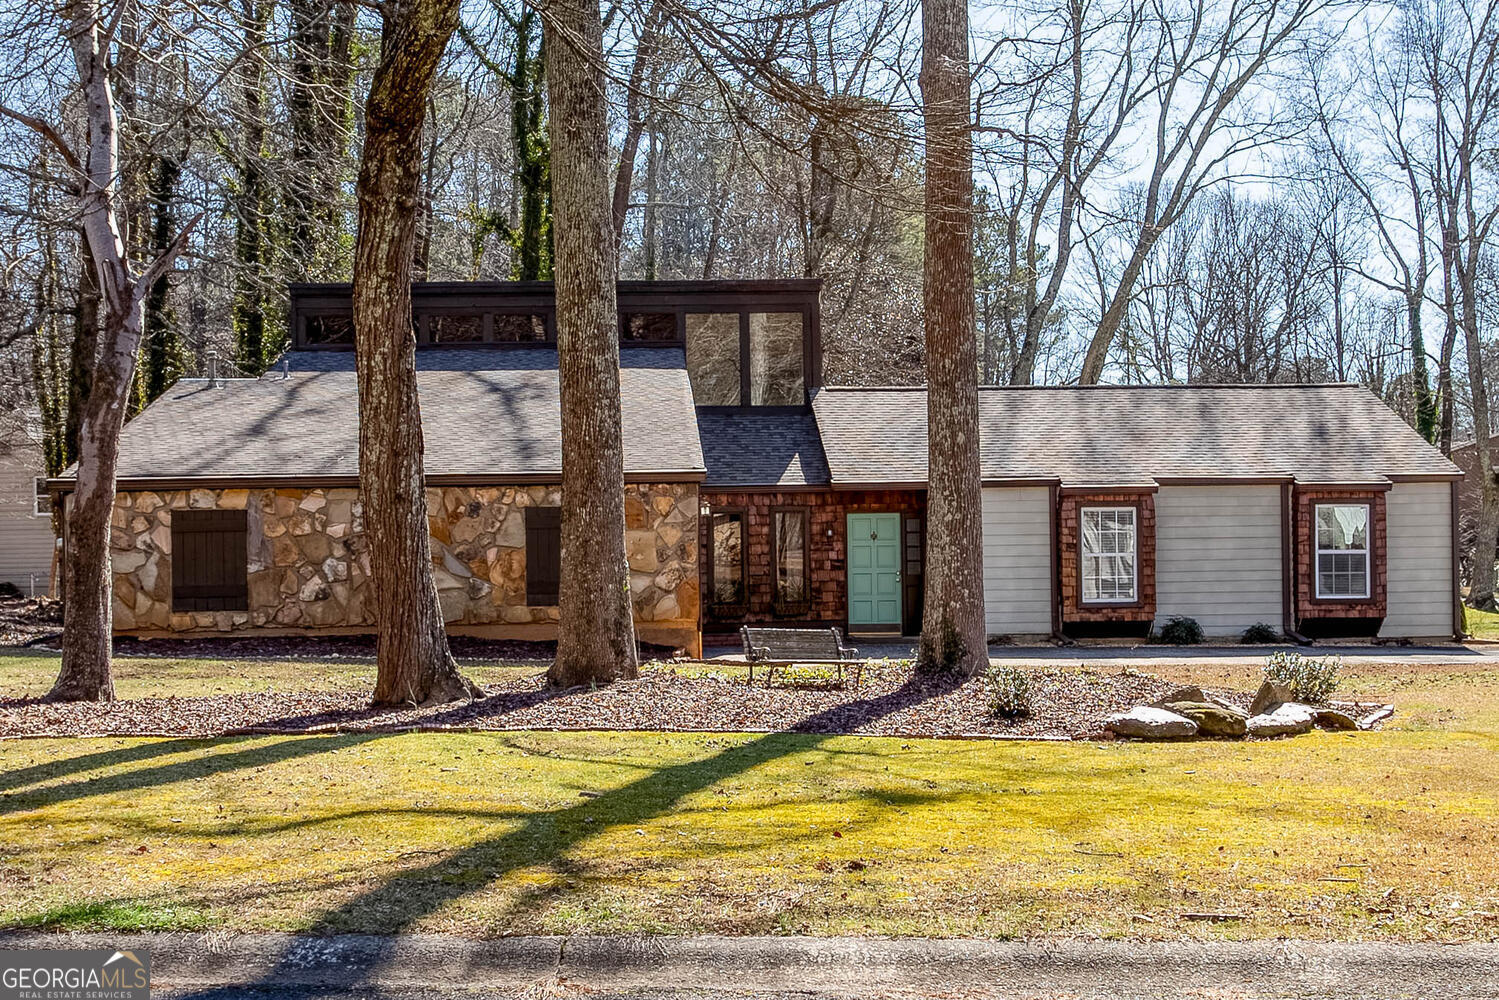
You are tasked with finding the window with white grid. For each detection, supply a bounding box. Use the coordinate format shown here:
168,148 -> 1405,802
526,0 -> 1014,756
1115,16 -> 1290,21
1315,503 -> 1370,599
1080,506 -> 1137,603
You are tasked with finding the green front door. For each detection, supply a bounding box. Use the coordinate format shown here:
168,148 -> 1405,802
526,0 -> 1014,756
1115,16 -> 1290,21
847,513 -> 902,630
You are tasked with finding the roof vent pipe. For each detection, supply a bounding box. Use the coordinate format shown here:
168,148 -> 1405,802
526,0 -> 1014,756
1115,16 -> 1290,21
206,349 -> 221,389
281,356 -> 290,380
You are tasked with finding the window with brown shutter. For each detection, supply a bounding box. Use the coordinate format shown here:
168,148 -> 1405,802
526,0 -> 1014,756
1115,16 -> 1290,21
171,509 -> 249,612
525,506 -> 561,605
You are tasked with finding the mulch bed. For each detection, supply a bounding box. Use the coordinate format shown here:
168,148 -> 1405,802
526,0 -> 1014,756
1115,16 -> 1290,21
0,662 -> 1185,741
0,597 -> 63,648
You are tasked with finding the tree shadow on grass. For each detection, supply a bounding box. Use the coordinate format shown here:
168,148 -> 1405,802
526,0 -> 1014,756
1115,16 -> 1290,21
165,671 -> 967,996
0,734 -> 390,817
0,737 -> 229,795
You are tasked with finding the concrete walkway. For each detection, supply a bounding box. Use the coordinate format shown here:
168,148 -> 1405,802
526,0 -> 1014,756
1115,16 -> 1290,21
7,932 -> 1497,999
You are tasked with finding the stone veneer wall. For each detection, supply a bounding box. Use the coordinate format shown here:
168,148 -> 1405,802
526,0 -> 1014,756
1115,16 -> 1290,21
106,483 -> 699,650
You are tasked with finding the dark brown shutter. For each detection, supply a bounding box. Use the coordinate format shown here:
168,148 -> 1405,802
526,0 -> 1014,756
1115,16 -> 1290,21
171,509 -> 249,612
525,506 -> 561,605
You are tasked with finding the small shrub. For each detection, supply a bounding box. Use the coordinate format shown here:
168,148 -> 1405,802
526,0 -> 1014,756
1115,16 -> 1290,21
1157,616 -> 1205,645
1241,621 -> 1281,644
1263,650 -> 1341,704
986,664 -> 1032,718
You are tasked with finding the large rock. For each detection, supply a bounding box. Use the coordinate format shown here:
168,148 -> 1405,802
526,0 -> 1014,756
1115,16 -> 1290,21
1250,678 -> 1294,716
1161,701 -> 1248,738
1156,685 -> 1208,706
1105,706 -> 1199,739
1246,701 -> 1317,737
1315,708 -> 1359,731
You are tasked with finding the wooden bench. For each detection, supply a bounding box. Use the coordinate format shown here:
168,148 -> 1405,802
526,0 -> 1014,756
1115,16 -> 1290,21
740,626 -> 862,687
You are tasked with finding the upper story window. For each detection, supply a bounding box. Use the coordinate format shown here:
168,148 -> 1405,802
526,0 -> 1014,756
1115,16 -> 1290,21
621,312 -> 677,341
684,311 -> 807,407
289,281 -> 819,406
33,478 -> 49,517
1315,503 -> 1370,599
1080,506 -> 1137,603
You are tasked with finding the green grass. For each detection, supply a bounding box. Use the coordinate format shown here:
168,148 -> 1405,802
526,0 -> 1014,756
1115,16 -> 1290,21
1,652 -> 1497,941
1464,605 -> 1499,641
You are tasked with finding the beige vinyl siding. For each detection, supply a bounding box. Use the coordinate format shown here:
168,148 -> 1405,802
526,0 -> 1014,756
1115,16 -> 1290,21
981,486 -> 1053,635
1382,482 -> 1454,638
0,449 -> 55,592
1155,485 -> 1283,636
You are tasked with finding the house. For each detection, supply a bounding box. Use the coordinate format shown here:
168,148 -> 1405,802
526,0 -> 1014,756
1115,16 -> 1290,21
0,411 -> 56,595
50,280 -> 1464,653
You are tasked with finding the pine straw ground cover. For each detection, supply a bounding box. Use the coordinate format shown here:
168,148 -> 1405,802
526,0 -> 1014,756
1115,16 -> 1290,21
0,652 -> 1495,942
0,654 -> 1188,740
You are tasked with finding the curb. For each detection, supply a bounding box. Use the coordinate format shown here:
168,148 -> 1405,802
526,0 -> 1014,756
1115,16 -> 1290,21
2,932 -> 1498,995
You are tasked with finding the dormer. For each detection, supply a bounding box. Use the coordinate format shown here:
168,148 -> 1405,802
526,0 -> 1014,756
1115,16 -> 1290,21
288,279 -> 823,410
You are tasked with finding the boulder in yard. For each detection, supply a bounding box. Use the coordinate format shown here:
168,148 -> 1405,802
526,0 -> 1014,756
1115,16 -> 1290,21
1250,678 -> 1294,716
1105,706 -> 1199,739
1155,685 -> 1208,706
1314,708 -> 1359,731
1161,701 -> 1248,738
1246,702 -> 1317,737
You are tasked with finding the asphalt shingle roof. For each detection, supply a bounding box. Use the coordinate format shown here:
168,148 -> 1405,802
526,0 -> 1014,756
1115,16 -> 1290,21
812,384 -> 1460,486
697,411 -> 829,488
106,348 -> 704,481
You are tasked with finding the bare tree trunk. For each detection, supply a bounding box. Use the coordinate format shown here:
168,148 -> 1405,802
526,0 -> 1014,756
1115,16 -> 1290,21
354,0 -> 477,706
609,4 -> 661,251
916,0 -> 987,677
2,0 -> 198,700
545,0 -> 639,687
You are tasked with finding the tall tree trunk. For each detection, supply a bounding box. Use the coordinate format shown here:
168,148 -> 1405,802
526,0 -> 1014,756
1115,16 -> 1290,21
36,0 -> 195,701
610,4 -> 661,252
916,0 -> 986,676
354,0 -> 477,706
65,237 -> 100,468
1407,290 -> 1437,443
1461,260 -> 1498,610
545,0 -> 639,687
1079,247 -> 1152,384
290,0 -> 357,280
141,153 -> 182,405
233,0 -> 270,374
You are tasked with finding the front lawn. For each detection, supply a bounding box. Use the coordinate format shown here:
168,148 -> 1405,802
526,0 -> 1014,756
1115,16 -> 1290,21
1,654 -> 1496,942
1464,605 -> 1499,641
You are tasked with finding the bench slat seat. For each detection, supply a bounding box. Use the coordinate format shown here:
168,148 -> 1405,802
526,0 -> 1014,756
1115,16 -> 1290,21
740,626 -> 862,686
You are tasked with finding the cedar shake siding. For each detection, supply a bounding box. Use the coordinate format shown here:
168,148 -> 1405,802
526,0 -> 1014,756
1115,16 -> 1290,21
1058,490 -> 1157,637
1292,486 -> 1388,636
699,488 -> 926,635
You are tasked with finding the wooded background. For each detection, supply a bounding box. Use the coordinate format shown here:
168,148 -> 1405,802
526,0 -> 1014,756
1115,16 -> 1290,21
1,0 -> 1494,468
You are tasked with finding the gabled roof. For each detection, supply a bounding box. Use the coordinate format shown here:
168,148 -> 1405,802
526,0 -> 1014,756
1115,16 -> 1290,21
96,348 -> 704,484
812,383 -> 1460,487
697,411 -> 829,488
